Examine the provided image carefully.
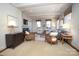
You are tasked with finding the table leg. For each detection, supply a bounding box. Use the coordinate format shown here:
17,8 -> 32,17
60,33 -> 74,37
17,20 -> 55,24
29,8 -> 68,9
60,36 -> 61,41
62,38 -> 64,44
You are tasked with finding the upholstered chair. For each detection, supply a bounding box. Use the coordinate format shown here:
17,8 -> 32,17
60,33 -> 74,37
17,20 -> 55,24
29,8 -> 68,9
24,31 -> 35,41
45,31 -> 58,44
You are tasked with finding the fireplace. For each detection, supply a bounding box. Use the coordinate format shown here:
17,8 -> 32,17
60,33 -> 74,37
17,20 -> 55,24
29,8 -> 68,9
23,28 -> 30,32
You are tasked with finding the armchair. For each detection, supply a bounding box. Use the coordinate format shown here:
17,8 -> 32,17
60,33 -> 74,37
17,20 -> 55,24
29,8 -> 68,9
24,32 -> 35,41
45,31 -> 58,44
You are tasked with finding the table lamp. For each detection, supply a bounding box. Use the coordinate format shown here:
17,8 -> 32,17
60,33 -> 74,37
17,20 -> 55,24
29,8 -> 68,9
8,20 -> 17,34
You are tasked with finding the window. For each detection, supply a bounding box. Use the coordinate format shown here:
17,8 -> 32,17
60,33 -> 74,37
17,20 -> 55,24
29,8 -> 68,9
36,20 -> 41,27
46,20 -> 51,27
64,13 -> 71,24
63,13 -> 71,31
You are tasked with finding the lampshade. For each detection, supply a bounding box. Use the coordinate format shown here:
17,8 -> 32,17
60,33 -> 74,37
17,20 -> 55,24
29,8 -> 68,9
8,20 -> 17,27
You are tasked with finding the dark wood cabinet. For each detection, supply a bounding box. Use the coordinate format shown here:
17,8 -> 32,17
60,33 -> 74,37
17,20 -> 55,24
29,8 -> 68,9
5,32 -> 25,48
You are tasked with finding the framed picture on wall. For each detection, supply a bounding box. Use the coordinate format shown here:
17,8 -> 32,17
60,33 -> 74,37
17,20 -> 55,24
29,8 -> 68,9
7,15 -> 19,33
7,15 -> 18,27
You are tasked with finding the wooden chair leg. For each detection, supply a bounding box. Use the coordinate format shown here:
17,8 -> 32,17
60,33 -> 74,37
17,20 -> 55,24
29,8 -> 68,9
62,38 -> 64,45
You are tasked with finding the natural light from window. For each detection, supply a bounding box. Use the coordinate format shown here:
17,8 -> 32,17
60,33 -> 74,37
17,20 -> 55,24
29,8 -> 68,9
37,21 -> 41,27
46,21 -> 51,27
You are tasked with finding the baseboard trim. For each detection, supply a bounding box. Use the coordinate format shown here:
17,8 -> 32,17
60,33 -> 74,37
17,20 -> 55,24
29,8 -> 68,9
0,48 -> 7,53
66,41 -> 79,52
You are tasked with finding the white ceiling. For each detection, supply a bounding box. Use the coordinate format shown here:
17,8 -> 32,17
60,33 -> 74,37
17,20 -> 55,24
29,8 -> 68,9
11,3 -> 71,19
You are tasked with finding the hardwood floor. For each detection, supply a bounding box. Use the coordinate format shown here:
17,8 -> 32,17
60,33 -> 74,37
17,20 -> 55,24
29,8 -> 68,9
0,40 -> 79,56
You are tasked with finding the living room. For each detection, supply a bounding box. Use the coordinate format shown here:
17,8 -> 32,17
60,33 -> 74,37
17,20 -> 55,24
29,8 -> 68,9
0,3 -> 79,56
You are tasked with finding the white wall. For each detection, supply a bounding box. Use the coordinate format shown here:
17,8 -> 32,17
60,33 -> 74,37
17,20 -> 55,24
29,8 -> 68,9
22,12 -> 57,33
0,3 -> 23,50
22,13 -> 33,32
32,19 -> 56,33
71,4 -> 79,50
